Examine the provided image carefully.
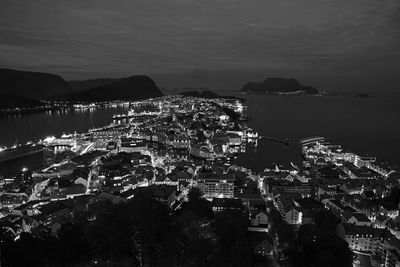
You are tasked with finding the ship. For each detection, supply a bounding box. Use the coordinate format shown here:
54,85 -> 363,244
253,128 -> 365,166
0,144 -> 44,163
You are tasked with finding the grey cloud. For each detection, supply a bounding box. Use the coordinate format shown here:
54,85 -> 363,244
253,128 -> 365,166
0,0 -> 399,90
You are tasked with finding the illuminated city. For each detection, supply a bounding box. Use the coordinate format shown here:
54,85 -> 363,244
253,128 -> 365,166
0,94 -> 399,266
1,1 -> 400,266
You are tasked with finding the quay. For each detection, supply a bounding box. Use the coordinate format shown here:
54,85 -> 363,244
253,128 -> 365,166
0,144 -> 44,163
258,136 -> 290,146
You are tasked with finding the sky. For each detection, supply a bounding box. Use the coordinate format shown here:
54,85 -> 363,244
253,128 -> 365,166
1,0 -> 399,91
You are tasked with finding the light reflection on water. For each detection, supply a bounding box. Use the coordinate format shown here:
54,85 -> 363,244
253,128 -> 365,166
0,106 -> 129,147
1,94 -> 400,175
232,93 -> 400,171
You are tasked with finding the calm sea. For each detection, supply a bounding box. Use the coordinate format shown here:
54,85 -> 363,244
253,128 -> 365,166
234,93 -> 400,172
0,93 -> 399,175
0,106 -> 129,176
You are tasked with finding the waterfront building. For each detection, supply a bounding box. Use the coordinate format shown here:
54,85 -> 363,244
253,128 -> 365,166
32,162 -> 76,178
91,127 -> 123,141
0,193 -> 28,210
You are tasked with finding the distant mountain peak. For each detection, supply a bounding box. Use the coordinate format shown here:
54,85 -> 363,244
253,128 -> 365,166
241,77 -> 319,95
0,68 -> 71,99
56,75 -> 163,102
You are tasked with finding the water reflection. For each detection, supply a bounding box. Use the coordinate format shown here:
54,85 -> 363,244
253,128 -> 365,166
0,106 -> 130,148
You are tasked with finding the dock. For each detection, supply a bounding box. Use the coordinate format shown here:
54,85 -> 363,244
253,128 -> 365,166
258,136 -> 290,146
0,144 -> 44,163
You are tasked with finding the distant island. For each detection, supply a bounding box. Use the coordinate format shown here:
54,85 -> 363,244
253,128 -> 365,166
241,77 -> 319,95
354,93 -> 372,98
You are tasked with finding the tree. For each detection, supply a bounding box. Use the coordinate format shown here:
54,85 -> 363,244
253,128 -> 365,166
297,210 -> 353,267
3,232 -> 46,267
214,210 -> 253,266
183,188 -> 213,219
57,223 -> 89,264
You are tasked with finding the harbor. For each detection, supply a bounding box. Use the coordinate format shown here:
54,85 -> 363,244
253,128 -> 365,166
0,143 -> 43,163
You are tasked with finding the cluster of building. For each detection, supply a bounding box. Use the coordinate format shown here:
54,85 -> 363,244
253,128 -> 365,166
297,137 -> 400,266
1,97 -> 399,266
0,95 -> 274,261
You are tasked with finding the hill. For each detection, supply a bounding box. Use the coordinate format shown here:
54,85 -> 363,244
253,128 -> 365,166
180,90 -> 220,98
354,93 -> 372,98
182,86 -> 210,91
179,90 -> 244,101
241,77 -> 319,95
0,94 -> 42,109
0,68 -> 71,100
56,75 -> 163,102
68,78 -> 122,92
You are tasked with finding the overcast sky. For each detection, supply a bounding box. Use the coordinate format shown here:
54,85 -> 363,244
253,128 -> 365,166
1,0 -> 399,91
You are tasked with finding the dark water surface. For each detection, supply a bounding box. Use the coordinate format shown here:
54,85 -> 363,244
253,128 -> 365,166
1,93 -> 399,175
0,107 -> 129,146
234,93 -> 400,171
0,107 -> 128,175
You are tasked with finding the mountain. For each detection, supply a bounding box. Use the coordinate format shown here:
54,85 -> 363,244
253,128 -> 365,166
182,87 -> 210,91
0,94 -> 42,109
354,93 -> 372,98
180,90 -> 219,98
0,68 -> 71,100
57,75 -> 163,102
180,90 -> 244,101
241,77 -> 319,95
68,78 -> 122,92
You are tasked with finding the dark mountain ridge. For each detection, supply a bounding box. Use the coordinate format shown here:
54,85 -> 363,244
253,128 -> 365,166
182,86 -> 210,91
241,77 -> 319,94
0,94 -> 42,109
0,68 -> 164,105
68,78 -> 123,92
179,90 -> 220,98
56,75 -> 163,102
180,90 -> 244,101
0,68 -> 71,100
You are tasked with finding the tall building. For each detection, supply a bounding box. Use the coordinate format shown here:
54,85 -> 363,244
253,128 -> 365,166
197,172 -> 235,199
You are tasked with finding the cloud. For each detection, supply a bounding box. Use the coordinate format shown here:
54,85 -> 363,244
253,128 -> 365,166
0,0 -> 399,90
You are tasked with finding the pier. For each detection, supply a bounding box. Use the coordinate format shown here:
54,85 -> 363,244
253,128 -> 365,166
299,136 -> 325,146
258,136 -> 290,146
0,144 -> 44,163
